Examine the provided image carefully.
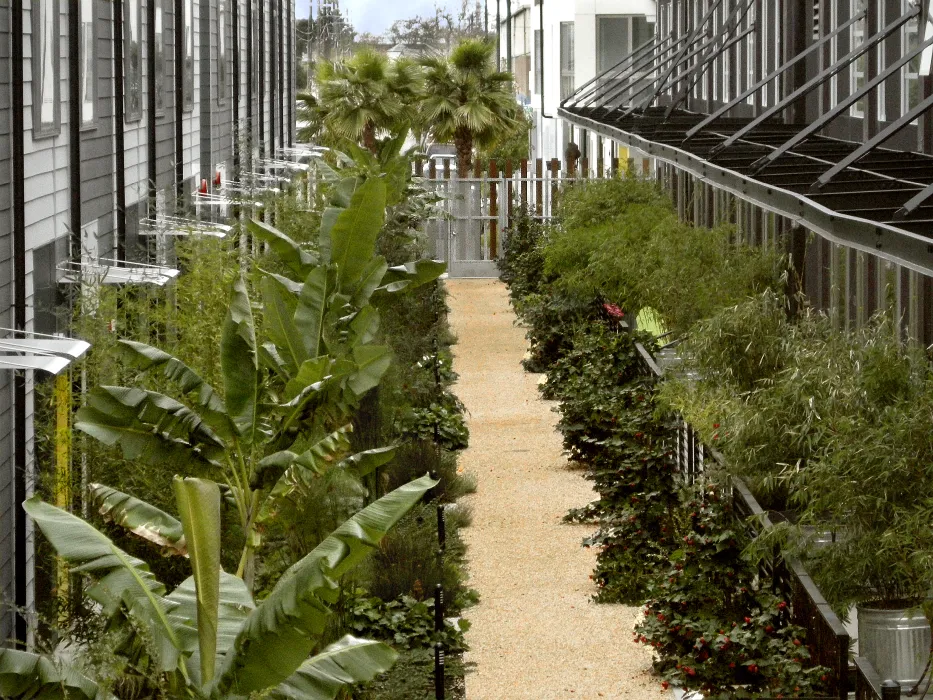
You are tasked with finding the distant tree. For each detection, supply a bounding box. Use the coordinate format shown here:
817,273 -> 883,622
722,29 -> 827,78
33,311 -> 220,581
421,39 -> 521,175
389,1 -> 488,51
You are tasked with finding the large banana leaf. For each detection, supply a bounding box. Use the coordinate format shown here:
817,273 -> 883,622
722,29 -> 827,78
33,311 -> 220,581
209,475 -> 437,696
0,649 -> 115,699
89,483 -> 187,556
173,478 -> 222,685
348,345 -> 393,396
75,386 -> 225,469
269,636 -> 397,700
166,573 -> 255,688
350,256 -> 390,308
256,425 -> 354,488
261,275 -> 308,374
378,259 -> 447,295
221,278 -> 260,441
294,267 -> 332,360
327,178 -> 387,292
24,498 -> 190,673
246,219 -> 317,277
114,340 -> 237,440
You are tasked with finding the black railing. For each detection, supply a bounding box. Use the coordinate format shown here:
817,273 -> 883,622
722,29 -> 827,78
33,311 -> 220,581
634,341 -> 855,700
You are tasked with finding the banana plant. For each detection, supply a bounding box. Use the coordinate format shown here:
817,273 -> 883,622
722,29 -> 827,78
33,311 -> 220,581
13,474 -> 436,699
75,275 -> 397,590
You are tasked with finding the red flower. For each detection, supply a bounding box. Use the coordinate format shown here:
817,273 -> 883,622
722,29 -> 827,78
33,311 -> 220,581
748,664 -> 759,674
793,639 -> 802,646
602,302 -> 625,319
661,681 -> 670,690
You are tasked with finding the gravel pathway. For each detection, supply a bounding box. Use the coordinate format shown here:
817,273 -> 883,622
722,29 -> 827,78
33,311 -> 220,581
447,279 -> 666,700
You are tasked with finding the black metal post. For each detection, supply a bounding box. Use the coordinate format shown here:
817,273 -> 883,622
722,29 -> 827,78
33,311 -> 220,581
437,504 -> 447,551
434,584 -> 444,632
880,680 -> 901,699
434,642 -> 445,700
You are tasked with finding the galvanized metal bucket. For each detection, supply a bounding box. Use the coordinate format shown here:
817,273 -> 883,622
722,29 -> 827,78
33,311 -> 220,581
858,603 -> 932,690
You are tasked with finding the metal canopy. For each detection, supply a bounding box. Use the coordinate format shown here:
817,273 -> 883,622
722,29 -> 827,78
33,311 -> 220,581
557,1 -> 933,274
59,259 -> 180,286
0,329 -> 90,375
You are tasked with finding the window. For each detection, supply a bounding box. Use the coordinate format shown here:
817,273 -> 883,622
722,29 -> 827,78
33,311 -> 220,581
596,15 -> 652,74
745,3 -> 756,106
534,29 -> 542,93
850,0 -> 866,118
31,0 -> 60,137
560,22 -> 575,100
218,0 -> 227,103
902,0 -> 920,115
773,0 -> 781,105
252,3 -> 260,98
878,1 -> 886,121
124,0 -> 142,121
183,0 -> 194,111
79,0 -> 96,126
722,2 -> 730,101
154,0 -> 165,115
830,0 -> 839,108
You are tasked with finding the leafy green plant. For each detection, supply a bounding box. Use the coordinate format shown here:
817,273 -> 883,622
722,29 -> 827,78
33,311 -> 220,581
635,486 -> 832,697
12,475 -> 436,698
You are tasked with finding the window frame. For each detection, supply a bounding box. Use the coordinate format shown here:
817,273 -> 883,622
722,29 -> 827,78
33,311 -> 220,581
124,0 -> 143,122
31,0 -> 62,139
79,0 -> 97,129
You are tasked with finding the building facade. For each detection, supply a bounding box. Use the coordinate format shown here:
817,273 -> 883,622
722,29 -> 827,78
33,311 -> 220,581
554,0 -> 933,350
497,0 -> 658,163
0,0 -> 296,644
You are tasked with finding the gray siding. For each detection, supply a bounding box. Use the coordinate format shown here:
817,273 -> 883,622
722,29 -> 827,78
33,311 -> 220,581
0,3 -> 14,644
82,1 -> 116,252
0,0 -> 296,645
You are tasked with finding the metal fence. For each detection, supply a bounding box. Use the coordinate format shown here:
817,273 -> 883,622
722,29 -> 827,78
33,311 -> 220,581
631,340 -> 902,700
413,157 -> 639,277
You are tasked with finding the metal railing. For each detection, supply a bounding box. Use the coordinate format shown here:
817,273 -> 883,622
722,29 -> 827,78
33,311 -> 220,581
633,340 -> 857,699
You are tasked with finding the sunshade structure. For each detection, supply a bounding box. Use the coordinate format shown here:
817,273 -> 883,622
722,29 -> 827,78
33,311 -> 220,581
58,258 -> 180,286
0,330 -> 90,375
559,0 -> 933,275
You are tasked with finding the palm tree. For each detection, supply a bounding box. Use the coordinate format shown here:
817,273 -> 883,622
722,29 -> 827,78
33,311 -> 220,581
420,39 -> 522,176
311,50 -> 424,152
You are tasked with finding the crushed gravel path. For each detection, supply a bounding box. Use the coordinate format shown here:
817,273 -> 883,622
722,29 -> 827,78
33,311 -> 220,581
447,278 -> 666,700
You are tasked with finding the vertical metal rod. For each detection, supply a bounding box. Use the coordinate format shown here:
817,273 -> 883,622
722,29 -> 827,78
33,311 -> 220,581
437,504 -> 447,551
434,642 -> 445,699
434,583 -> 444,632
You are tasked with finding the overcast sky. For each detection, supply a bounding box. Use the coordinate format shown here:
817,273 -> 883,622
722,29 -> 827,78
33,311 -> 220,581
296,0 -> 483,37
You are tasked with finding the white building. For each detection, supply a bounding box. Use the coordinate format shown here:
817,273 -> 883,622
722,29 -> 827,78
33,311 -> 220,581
496,0 -> 657,166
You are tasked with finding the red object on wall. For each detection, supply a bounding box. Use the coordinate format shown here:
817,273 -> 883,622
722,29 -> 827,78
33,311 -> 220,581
199,179 -> 208,194
214,171 -> 222,187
